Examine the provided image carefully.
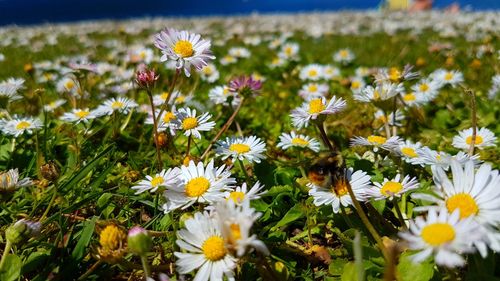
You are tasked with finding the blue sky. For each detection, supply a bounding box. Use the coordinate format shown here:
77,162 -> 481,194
0,0 -> 498,26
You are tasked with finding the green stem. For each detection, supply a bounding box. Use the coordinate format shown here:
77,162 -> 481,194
393,198 -> 407,230
147,91 -> 163,170
40,181 -> 58,222
77,260 -> 102,281
316,122 -> 335,152
0,240 -> 12,271
238,159 -> 250,184
140,255 -> 151,279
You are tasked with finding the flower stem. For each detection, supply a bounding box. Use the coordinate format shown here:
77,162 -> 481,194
0,240 -> 12,271
156,69 -> 180,123
316,122 -> 335,152
40,181 -> 58,222
393,198 -> 408,230
140,255 -> 151,279
185,135 -> 192,158
77,260 -> 102,281
201,98 -> 245,160
147,91 -> 163,170
238,159 -> 250,184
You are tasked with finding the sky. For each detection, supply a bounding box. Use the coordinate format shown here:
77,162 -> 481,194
0,0 -> 498,26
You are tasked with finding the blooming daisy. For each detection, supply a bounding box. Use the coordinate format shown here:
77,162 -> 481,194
43,99 -> 67,112
199,63 -> 220,83
56,76 -> 79,95
60,108 -> 98,124
175,212 -> 237,281
412,148 -> 480,170
333,49 -> 355,64
400,91 -> 428,107
290,96 -> 347,129
322,65 -> 341,80
174,107 -> 215,139
220,54 -> 237,65
131,168 -> 181,194
154,28 -> 215,77
208,86 -> 240,108
1,116 -> 42,137
374,65 -> 419,83
354,82 -> 404,103
277,131 -> 320,152
397,140 -> 422,163
216,136 -> 266,163
399,208 -> 480,268
349,76 -> 366,94
95,97 -> 138,116
152,90 -> 181,107
374,109 -> 404,127
367,174 -> 419,200
298,83 -> 329,100
299,64 -> 323,81
228,47 -> 250,58
308,168 -> 371,213
432,69 -> 464,87
278,42 -> 299,60
350,135 -> 401,152
224,182 -> 266,204
0,168 -> 32,194
411,78 -> 441,102
162,160 -> 235,212
452,127 -> 497,151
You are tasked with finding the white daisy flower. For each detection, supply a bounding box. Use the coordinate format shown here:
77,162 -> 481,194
290,96 -> 347,129
215,200 -> 269,257
0,168 -> 32,193
322,65 -> 341,80
162,160 -> 235,212
145,108 -> 178,135
350,135 -> 401,152
399,208 -> 480,268
354,82 -> 404,103
199,63 -> 220,83
299,64 -> 323,81
298,83 -> 329,100
228,47 -> 250,58
208,86 -> 240,108
355,67 -> 371,78
224,182 -> 266,204
0,83 -> 22,101
1,117 -> 42,137
175,212 -> 237,281
277,131 -> 320,152
278,42 -> 299,60
131,168 -> 181,194
216,136 -> 266,164
95,97 -> 138,116
56,76 -> 79,95
452,127 -> 497,151
431,69 -> 464,87
308,168 -> 371,213
400,91 -> 428,107
220,55 -> 237,65
152,91 -> 181,107
154,28 -> 215,77
412,148 -> 480,170
60,108 -> 97,124
367,174 -> 419,200
174,107 -> 215,139
349,76 -> 366,94
43,99 -> 66,112
333,49 -> 355,64
411,78 -> 441,102
269,56 -> 286,68
374,109 -> 404,127
397,140 -> 422,163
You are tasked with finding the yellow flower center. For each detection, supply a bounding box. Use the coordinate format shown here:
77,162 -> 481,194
173,40 -> 194,58
419,83 -> 429,92
175,96 -> 186,103
367,135 -> 387,145
373,90 -> 381,100
150,176 -> 165,187
308,84 -> 318,92
163,112 -> 176,123
291,137 -> 309,146
65,80 -> 75,89
15,121 -> 31,130
465,135 -> 484,145
228,223 -> 242,245
308,69 -> 318,77
446,193 -> 479,219
380,181 -> 403,196
228,191 -> 245,203
202,236 -> 227,261
285,47 -> 293,55
160,92 -> 169,100
229,143 -> 250,154
332,179 -> 349,197
139,50 -> 146,59
308,98 -> 325,114
444,72 -> 453,81
378,115 -> 387,123
99,225 -> 125,251
401,147 -> 418,158
185,177 -> 210,197
340,50 -> 349,58
202,66 -> 213,75
421,223 -> 455,246
75,110 -> 90,119
389,68 -> 401,82
403,93 -> 416,102
351,81 -> 361,89
182,117 -> 198,130
111,101 -> 124,109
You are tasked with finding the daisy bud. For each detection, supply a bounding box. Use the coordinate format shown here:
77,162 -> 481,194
228,75 -> 262,97
127,226 -> 152,255
6,219 -> 41,245
155,132 -> 168,148
40,162 -> 59,182
136,68 -> 159,89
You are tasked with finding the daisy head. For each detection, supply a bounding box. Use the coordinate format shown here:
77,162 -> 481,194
175,211 -> 237,281
299,64 -> 323,81
350,135 -> 401,153
154,28 -> 215,77
225,181 -> 266,204
399,208 -> 480,268
277,131 -> 320,152
290,96 -> 347,129
368,174 -> 420,200
432,69 -> 464,87
452,127 -> 497,151
1,116 -> 42,137
173,107 -> 215,139
354,82 -> 404,103
43,99 -> 67,112
397,140 -> 422,163
131,168 -> 181,195
411,78 -> 440,102
60,108 -> 97,124
228,75 -> 262,97
95,97 -> 138,116
333,49 -> 355,64
298,83 -> 329,100
216,136 -> 266,164
0,168 -> 31,195
209,85 -> 241,108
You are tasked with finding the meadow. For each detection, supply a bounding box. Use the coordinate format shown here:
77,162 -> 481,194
0,11 -> 499,281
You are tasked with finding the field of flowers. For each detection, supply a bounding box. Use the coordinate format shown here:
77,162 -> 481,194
0,11 -> 499,281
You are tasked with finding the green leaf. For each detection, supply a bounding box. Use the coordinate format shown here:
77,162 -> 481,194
329,259 -> 348,276
396,251 -> 434,281
341,262 -> 358,281
0,254 -> 22,281
97,193 -> 113,209
22,251 -> 49,275
271,204 -> 304,230
71,217 -> 97,260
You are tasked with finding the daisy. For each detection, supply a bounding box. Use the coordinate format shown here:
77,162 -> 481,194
208,86 -> 240,108
355,67 -> 371,78
215,200 -> 269,257
43,99 -> 66,112
400,91 -> 428,107
145,108 -> 178,135
374,109 -> 404,127
277,131 -> 320,152
228,47 -> 250,58
399,208 -> 480,268
152,90 -> 181,107
354,82 -> 404,103
290,96 -> 347,129
0,83 -> 22,101
162,160 -> 235,212
333,49 -> 355,65
452,127 -> 497,150
131,168 -> 181,194
350,135 -> 401,152
269,56 -> 286,68
298,83 -> 329,100
308,168 -> 371,213
412,148 -> 479,170
411,78 -> 441,101
397,140 -> 422,163
1,116 -> 42,137
432,69 -> 464,87
216,136 -> 266,164
367,174 -> 419,200
224,182 -> 266,204
374,65 -> 419,83
95,97 -> 138,116
0,168 -> 32,194
220,55 -> 237,65
349,76 -> 366,94
199,63 -> 220,83
174,107 -> 215,139
154,28 -> 215,77
175,212 -> 237,281
322,65 -> 341,80
57,76 -> 79,95
299,64 -> 323,81
60,108 -> 97,124
278,42 -> 299,60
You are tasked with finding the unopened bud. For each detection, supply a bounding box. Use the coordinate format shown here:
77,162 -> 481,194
155,132 -> 168,148
127,226 -> 152,255
6,219 -> 41,244
135,67 -> 159,89
40,162 -> 59,182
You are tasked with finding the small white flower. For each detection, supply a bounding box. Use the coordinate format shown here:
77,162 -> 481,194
0,168 -> 32,193
131,168 -> 181,194
224,182 -> 266,204
277,131 -> 320,152
452,127 -> 497,151
431,69 -> 464,87
298,83 -> 329,100
333,49 -> 355,64
350,135 -> 401,152
60,108 -> 97,124
216,136 -> 266,163
367,174 -> 419,200
208,86 -> 240,108
43,99 -> 67,112
95,97 -> 138,116
354,82 -> 404,103
397,140 -> 422,163
199,63 -> 220,83
228,47 -> 250,58
299,64 -> 323,81
173,107 -> 215,139
290,96 -> 347,129
411,78 -> 441,102
1,117 -> 42,137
